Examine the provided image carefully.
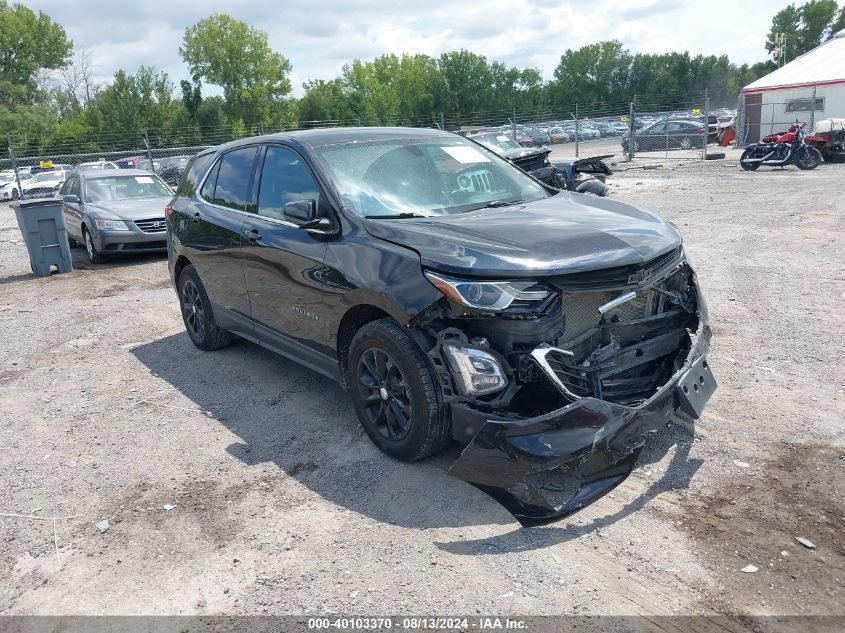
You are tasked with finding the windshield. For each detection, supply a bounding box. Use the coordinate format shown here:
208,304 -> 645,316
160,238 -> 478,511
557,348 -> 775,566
312,136 -> 548,218
473,133 -> 522,153
0,174 -> 14,184
84,175 -> 171,203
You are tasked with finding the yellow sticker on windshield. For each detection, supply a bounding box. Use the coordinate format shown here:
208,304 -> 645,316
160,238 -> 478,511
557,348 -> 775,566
442,146 -> 490,164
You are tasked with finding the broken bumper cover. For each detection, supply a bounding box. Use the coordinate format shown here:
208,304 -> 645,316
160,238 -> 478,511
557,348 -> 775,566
448,323 -> 715,527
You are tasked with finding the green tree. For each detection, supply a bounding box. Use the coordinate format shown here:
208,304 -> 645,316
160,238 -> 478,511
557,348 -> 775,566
0,0 -> 71,106
84,67 -> 177,149
766,1 -> 841,62
550,41 -> 631,107
180,14 -> 292,126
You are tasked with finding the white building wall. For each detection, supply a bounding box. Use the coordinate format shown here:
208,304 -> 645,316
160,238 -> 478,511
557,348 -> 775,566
756,82 -> 845,137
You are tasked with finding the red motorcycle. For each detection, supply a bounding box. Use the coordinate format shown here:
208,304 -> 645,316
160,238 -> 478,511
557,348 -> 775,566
741,122 -> 822,171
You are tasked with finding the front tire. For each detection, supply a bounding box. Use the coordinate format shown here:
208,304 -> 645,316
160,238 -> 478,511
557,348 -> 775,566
795,146 -> 822,170
83,227 -> 104,263
348,318 -> 450,462
178,264 -> 232,351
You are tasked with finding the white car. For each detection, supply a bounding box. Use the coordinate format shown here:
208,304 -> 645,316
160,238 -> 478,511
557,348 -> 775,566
21,169 -> 69,198
74,161 -> 119,172
0,172 -> 20,201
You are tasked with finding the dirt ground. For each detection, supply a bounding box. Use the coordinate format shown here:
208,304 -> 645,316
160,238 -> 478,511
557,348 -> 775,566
0,147 -> 843,624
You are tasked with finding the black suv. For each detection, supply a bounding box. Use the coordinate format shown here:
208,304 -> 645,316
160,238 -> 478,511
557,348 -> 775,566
167,127 -> 716,526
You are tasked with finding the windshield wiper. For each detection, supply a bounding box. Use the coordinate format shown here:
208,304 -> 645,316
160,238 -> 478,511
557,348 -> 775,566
474,199 -> 525,210
364,212 -> 428,219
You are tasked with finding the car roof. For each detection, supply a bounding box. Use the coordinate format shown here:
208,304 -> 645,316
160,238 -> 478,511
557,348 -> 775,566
215,126 -> 454,152
80,169 -> 159,180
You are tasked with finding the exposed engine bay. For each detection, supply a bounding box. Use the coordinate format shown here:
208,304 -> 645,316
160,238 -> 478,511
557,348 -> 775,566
414,247 -> 701,420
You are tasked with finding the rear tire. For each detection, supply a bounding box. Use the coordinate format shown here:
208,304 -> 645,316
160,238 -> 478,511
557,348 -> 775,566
740,149 -> 760,171
348,318 -> 450,462
177,264 -> 232,351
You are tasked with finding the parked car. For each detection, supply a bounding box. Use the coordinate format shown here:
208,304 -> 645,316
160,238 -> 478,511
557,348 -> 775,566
115,156 -> 147,169
20,169 -> 69,198
693,115 -> 719,139
156,155 -> 193,186
504,129 -> 534,147
135,159 -> 161,173
0,172 -> 20,201
74,161 -> 120,172
470,131 -> 560,186
59,169 -> 173,263
622,120 -> 706,152
562,125 -> 600,141
595,122 -> 619,137
524,127 -> 551,147
548,127 -> 571,143
166,127 -> 715,526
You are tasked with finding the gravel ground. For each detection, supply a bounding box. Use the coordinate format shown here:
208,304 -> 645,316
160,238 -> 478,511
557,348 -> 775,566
0,150 -> 843,621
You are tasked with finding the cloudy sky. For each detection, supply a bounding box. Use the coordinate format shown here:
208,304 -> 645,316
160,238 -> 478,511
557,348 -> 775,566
24,0 -> 788,96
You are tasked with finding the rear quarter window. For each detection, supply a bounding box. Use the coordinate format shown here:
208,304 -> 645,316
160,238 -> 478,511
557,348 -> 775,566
175,152 -> 215,198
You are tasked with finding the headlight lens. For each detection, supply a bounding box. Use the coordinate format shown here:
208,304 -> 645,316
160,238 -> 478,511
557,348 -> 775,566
424,271 -> 551,311
442,345 -> 507,396
95,219 -> 131,231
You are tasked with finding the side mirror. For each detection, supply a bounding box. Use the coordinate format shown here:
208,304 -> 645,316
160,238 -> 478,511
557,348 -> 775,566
283,199 -> 316,225
63,194 -> 79,204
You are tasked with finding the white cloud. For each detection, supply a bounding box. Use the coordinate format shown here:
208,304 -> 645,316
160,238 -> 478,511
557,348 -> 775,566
23,0 -> 791,97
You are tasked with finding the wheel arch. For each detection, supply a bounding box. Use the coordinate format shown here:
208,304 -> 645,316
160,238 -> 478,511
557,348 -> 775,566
174,255 -> 192,286
336,303 -> 393,389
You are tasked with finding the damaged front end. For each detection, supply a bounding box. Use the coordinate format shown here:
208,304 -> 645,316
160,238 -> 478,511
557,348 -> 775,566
416,248 -> 716,526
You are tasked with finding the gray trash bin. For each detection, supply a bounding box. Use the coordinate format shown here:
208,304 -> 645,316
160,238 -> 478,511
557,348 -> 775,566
12,198 -> 74,277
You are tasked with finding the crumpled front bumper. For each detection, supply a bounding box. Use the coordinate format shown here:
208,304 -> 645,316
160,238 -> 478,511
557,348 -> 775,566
448,323 -> 715,527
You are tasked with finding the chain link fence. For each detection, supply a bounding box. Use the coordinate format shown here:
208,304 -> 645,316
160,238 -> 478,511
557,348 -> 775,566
2,90 -> 728,201
736,86 -> 823,147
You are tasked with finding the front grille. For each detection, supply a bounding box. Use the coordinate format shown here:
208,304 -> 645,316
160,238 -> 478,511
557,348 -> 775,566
533,264 -> 695,406
134,218 -> 167,233
561,290 -> 654,340
25,187 -> 58,197
550,247 -> 682,292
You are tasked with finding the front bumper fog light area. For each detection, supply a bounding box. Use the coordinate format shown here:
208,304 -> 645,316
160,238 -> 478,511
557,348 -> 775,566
443,345 -> 507,396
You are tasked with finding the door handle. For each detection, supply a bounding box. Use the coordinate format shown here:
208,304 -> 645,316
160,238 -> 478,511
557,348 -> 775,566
191,211 -> 201,224
244,228 -> 261,242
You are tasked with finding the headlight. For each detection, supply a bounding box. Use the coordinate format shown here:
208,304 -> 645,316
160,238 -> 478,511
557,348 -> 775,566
424,271 -> 552,311
442,345 -> 507,396
95,219 -> 131,231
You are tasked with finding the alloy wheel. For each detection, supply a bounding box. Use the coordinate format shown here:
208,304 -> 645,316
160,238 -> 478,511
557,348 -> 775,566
357,347 -> 412,441
182,279 -> 206,340
680,137 -> 692,150
85,232 -> 95,260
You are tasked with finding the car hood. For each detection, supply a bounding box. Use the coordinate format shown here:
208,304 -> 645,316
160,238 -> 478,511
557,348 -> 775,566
85,197 -> 171,220
363,193 -> 682,277
23,179 -> 62,189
